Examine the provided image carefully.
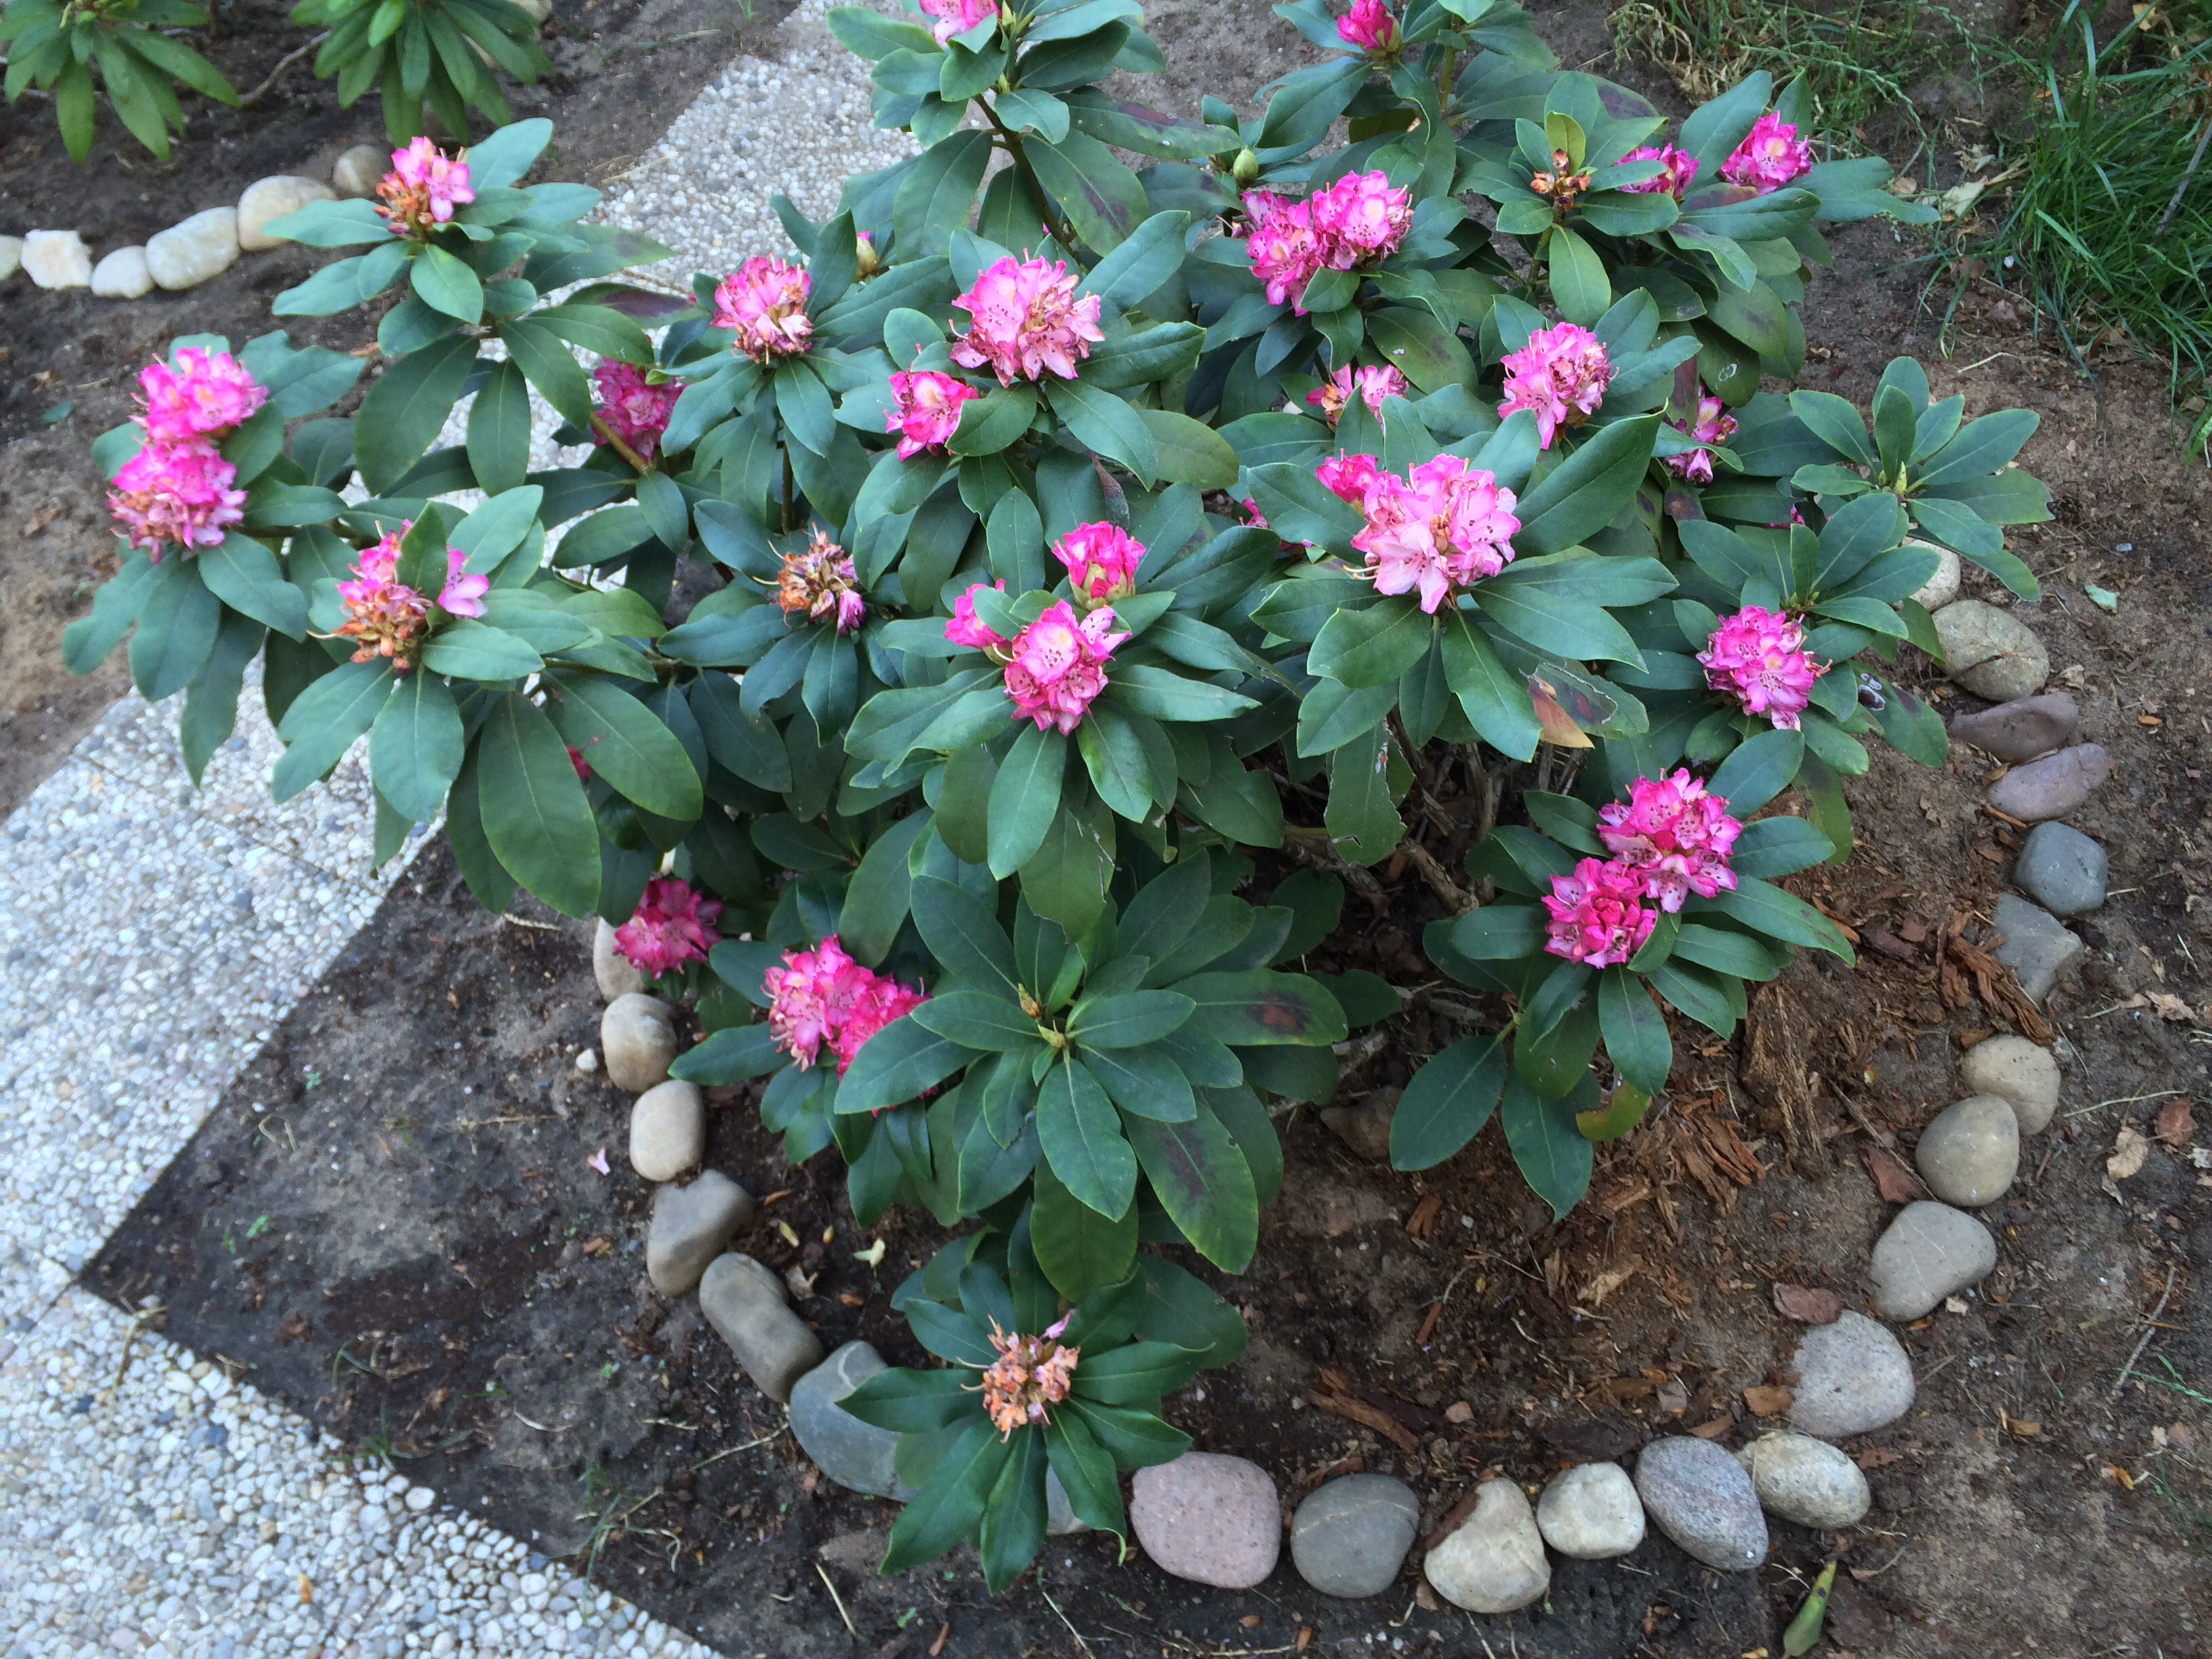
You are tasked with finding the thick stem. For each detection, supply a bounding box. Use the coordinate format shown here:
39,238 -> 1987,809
588,410 -> 651,474
1434,45 -> 1460,117
985,110 -> 1084,260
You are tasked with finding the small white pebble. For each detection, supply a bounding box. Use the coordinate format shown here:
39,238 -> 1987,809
576,1048 -> 600,1074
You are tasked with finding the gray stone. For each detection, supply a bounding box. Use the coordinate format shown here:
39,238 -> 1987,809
1991,893 -> 2085,1002
1959,1036 -> 2061,1134
1739,1433 -> 1870,1529
601,994 -> 678,1090
1788,1312 -> 1916,1437
1868,1201 -> 1998,1321
332,144 -> 389,199
1130,1454 -> 1279,1589
238,176 -> 335,250
646,1172 -> 755,1296
1319,1088 -> 1396,1161
1424,1480 -> 1549,1612
787,1342 -> 910,1498
90,247 -> 152,300
146,209 -> 241,291
1290,1474 -> 1419,1599
0,235 -> 20,280
1987,743 -> 2112,823
1634,1439 -> 1765,1571
699,1252 -> 821,1401
22,230 -> 91,289
1948,693 -> 2079,762
1932,599 -> 2049,702
2013,821 -> 2107,916
1914,1095 -> 2019,1208
1536,1462 -> 1645,1559
1904,540 -> 1961,611
593,919 -> 645,1000
628,1080 -> 703,1182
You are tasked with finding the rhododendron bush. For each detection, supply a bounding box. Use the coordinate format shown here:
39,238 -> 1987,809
63,0 -> 2056,1587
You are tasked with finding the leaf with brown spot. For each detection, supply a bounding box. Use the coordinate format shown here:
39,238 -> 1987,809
1865,1144 -> 1928,1204
1771,1283 -> 1843,1324
1744,1384 -> 1794,1416
2156,1098 -> 2196,1147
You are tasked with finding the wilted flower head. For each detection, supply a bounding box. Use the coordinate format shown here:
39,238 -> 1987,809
774,527 -> 866,634
613,876 -> 722,976
975,1316 -> 1078,1439
1542,856 -> 1657,968
885,369 -> 979,459
1307,362 -> 1408,426
918,0 -> 996,45
1528,147 -> 1596,211
1336,0 -> 1398,53
1664,385 -> 1737,484
139,348 -> 266,444
1698,604 -> 1822,730
1316,449 -> 1383,504
1345,453 -> 1520,615
1246,192 -> 1324,311
377,137 -> 474,234
714,256 -> 814,363
1597,771 -> 1742,912
1309,168 -> 1413,267
949,255 -> 1103,386
1721,112 -> 1811,193
332,525 -> 488,670
946,579 -> 1010,651
1498,321 -> 1612,449
1053,522 -> 1145,604
1004,599 -> 1127,734
764,934 -> 927,1076
107,441 -> 245,560
592,361 -> 682,461
1620,142 -> 1700,199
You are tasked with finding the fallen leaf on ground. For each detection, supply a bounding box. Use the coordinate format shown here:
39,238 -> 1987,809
1866,1145 -> 1927,1204
2155,1098 -> 2196,1147
1578,1256 -> 1642,1308
1744,1385 -> 1794,1416
586,1147 -> 610,1176
1406,1193 -> 1441,1238
2171,1423 -> 2198,1454
930,1622 -> 949,1658
1772,1283 -> 1843,1324
2108,1126 -> 2151,1181
1944,1295 -> 1971,1315
23,504 -> 60,536
1855,1447 -> 1902,1470
2001,1410 -> 2041,1438
1689,1414 -> 1733,1439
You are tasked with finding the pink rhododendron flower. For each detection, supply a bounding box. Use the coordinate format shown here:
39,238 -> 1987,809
1664,384 -> 1737,484
1003,599 -> 1126,734
1336,0 -> 1398,52
1307,362 -> 1409,426
918,0 -> 995,45
138,349 -> 266,443
1053,522 -> 1145,604
979,1317 -> 1080,1439
592,361 -> 681,460
613,876 -> 722,975
1246,193 -> 1324,311
946,579 -> 1010,651
107,441 -> 245,560
764,934 -> 928,1076
949,255 -> 1103,386
1316,450 -> 1382,504
568,745 -> 592,782
1237,497 -> 1271,531
1345,453 -> 1520,615
333,527 -> 487,670
885,369 -> 978,459
1721,112 -> 1811,193
1542,856 -> 1658,968
1309,168 -> 1413,267
1596,770 -> 1742,912
774,527 -> 866,634
832,972 -> 926,1075
714,256 -> 814,363
1498,321 -> 1612,449
1697,604 -> 1822,730
377,137 -> 473,234
1620,142 -> 1700,198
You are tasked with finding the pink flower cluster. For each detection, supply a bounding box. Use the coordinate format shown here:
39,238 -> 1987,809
946,579 -> 1010,651
1336,0 -> 1397,52
1597,771 -> 1742,912
714,256 -> 813,363
1317,450 -> 1381,504
1697,604 -> 1822,730
592,361 -> 681,461
1307,362 -> 1408,426
979,1315 -> 1078,1439
1244,170 -> 1413,313
1054,522 -> 1144,604
1498,321 -> 1612,449
1620,142 -> 1699,199
1338,453 -> 1520,614
774,527 -> 866,635
950,255 -> 1103,387
613,876 -> 722,976
764,934 -> 927,1078
1664,384 -> 1736,484
1542,857 -> 1658,968
107,350 -> 266,560
333,525 -> 489,673
1721,112 -> 1811,194
918,0 -> 995,45
1004,600 -> 1127,733
885,369 -> 978,459
377,138 -> 474,237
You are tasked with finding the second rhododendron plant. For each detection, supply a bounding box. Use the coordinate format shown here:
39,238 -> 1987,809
613,877 -> 722,978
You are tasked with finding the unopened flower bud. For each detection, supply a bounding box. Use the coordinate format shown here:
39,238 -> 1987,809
1233,147 -> 1260,186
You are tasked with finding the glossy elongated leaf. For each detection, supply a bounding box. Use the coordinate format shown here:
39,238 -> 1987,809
199,535 -> 308,640
1388,1031 -> 1508,1170
1511,415 -> 1659,554
987,723 -> 1066,878
1707,726 -> 1803,815
271,657 -> 391,802
1079,1043 -> 1195,1122
548,676 -> 702,820
1706,876 -> 1855,960
912,990 -> 1041,1052
1123,1104 -> 1258,1273
369,670 -> 464,822
1729,814 -> 1835,877
476,691 -> 600,917
1069,990 -> 1193,1048
1175,971 -> 1346,1047
1597,966 -> 1671,1095
1030,1156 -> 1139,1302
838,1015 -> 974,1114
354,333 -> 475,493
1036,1057 -> 1138,1220
881,1419 -> 1007,1574
1498,1072 -> 1593,1220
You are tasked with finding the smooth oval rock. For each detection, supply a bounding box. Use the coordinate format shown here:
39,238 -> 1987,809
2013,821 -> 2107,917
1868,1200 -> 1998,1320
146,208 -> 241,291
1635,1439 -> 1765,1570
1788,1312 -> 1916,1437
594,918 -> 645,1000
646,1172 -> 756,1296
1290,1474 -> 1418,1599
629,1080 -> 704,1182
1992,893 -> 2085,1002
1932,599 -> 2048,702
601,993 -> 678,1090
239,176 -> 336,250
1914,1095 -> 2019,1208
1536,1462 -> 1645,1559
22,230 -> 91,289
90,246 -> 152,299
1425,1479 -> 1549,1612
1987,743 -> 2111,823
1740,1433 -> 1870,1528
1905,540 -> 1961,611
331,143 -> 389,199
1949,692 -> 2078,762
0,235 -> 21,280
788,1341 -> 910,1498
699,1250 -> 821,1401
1130,1453 -> 1279,1589
1959,1035 -> 2060,1134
